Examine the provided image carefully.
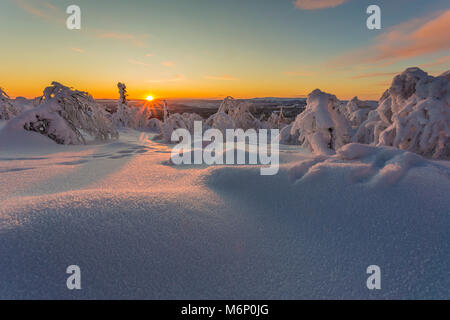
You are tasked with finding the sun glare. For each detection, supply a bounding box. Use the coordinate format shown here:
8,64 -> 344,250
146,95 -> 154,101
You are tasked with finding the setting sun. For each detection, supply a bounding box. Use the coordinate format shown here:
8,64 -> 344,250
146,95 -> 154,101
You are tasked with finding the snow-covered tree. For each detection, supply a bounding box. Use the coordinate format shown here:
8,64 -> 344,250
265,108 -> 290,129
147,117 -> 163,132
205,96 -> 262,132
352,109 -> 386,145
340,97 -> 377,127
0,88 -> 18,120
163,101 -> 169,121
157,101 -> 203,142
12,102 -> 84,144
10,82 -> 118,144
440,70 -> 450,81
112,82 -> 154,129
112,82 -> 132,127
133,104 -> 153,128
118,82 -> 127,104
290,89 -> 351,155
11,96 -> 41,113
154,96 -> 264,143
354,68 -> 450,159
278,123 -> 300,145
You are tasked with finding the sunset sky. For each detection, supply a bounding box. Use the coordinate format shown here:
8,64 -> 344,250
0,0 -> 449,100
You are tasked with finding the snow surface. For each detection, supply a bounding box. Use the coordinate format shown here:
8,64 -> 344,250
0,127 -> 448,299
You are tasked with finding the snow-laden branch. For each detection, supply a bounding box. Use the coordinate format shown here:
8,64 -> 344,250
340,97 -> 377,127
157,101 -> 203,142
0,87 -> 19,120
8,82 -> 118,145
205,96 -> 262,133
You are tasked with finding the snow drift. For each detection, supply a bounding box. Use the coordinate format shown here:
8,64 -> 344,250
1,132 -> 448,299
289,143 -> 449,187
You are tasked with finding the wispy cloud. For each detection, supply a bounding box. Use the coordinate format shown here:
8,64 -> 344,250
282,71 -> 316,77
96,32 -> 150,47
162,61 -> 174,67
420,55 -> 450,68
15,1 -> 151,49
128,59 -> 152,67
330,10 -> 450,67
349,71 -> 398,79
70,47 -> 85,53
205,75 -> 238,81
373,81 -> 392,87
294,0 -> 349,10
14,0 -> 64,22
146,74 -> 184,83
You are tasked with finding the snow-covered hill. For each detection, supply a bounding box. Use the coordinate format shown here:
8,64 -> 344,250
0,128 -> 448,299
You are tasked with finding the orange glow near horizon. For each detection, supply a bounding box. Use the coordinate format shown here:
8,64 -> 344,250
0,62 -> 446,102
2,81 -> 387,102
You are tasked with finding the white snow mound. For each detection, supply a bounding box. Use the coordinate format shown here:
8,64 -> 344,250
290,142 -> 449,187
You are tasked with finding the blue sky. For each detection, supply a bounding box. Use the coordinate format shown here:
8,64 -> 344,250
1,0 -> 449,99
